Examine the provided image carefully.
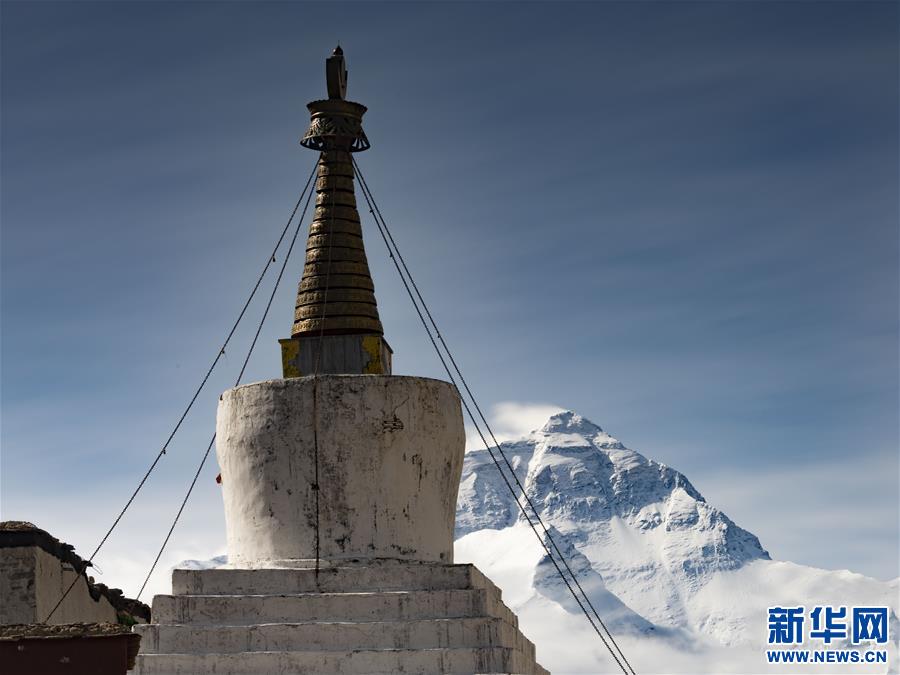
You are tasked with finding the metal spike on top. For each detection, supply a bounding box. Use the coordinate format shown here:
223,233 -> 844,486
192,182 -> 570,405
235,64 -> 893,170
292,47 -> 383,340
300,46 -> 370,153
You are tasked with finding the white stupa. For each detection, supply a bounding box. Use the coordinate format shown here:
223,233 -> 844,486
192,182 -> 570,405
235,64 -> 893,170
132,48 -> 548,675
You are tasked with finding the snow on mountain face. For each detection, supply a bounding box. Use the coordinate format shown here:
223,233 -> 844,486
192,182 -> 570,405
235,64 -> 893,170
457,410 -> 769,628
530,524 -> 657,637
454,411 -> 899,673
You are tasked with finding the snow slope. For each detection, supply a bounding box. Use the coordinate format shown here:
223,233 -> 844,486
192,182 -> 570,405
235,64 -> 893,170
454,411 -> 899,674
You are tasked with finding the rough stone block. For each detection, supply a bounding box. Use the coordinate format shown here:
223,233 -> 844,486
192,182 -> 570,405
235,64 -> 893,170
151,588 -> 515,626
135,617 -> 534,656
171,562 -> 496,596
132,562 -> 548,674
134,646 -> 548,675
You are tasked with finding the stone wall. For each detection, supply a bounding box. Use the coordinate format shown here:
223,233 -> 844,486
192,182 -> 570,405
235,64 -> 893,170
35,546 -> 119,624
0,522 -> 149,625
0,546 -> 36,623
0,545 -> 118,624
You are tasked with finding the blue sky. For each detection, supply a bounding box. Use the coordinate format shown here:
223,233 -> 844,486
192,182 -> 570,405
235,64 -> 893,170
2,1 -> 897,594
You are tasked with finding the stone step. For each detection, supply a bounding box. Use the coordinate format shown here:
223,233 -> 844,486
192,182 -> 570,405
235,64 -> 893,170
152,588 -> 518,627
135,617 -> 536,659
133,646 -> 550,675
172,563 -> 497,596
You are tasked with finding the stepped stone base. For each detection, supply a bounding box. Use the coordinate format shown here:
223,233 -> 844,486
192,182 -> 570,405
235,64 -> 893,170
132,562 -> 548,674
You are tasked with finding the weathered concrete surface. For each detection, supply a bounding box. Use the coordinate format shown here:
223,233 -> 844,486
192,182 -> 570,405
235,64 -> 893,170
216,375 -> 465,566
137,617 -> 532,654
135,647 -> 546,675
171,561 -> 495,595
151,588 -> 518,626
132,563 -> 549,674
0,546 -> 118,625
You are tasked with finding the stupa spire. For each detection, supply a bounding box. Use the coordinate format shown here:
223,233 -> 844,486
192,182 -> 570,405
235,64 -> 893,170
131,48 -> 548,675
279,48 -> 392,377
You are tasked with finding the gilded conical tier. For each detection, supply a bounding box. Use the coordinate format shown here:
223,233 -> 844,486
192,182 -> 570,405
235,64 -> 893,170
292,148 -> 383,338
281,47 -> 391,376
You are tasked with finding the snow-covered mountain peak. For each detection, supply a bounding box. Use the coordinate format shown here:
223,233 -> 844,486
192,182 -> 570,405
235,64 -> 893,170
454,410 -> 898,672
539,410 -> 601,434
457,410 -> 770,626
535,410 -> 623,449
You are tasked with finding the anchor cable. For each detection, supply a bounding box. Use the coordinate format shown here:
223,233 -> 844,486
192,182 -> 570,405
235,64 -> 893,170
135,165 -> 318,600
353,162 -> 627,674
43,162 -> 318,621
352,156 -> 636,675
358,157 -> 636,675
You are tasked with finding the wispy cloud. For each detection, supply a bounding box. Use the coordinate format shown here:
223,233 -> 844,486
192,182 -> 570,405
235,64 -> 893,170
465,401 -> 566,451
